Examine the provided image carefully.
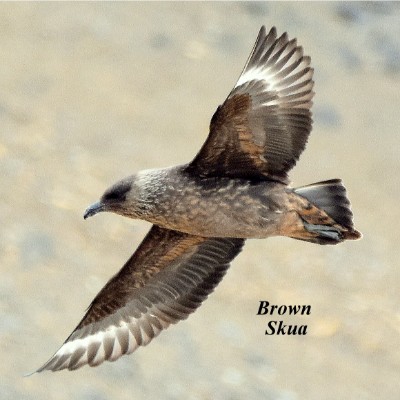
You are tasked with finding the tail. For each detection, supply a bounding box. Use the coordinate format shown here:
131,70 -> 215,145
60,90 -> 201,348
289,179 -> 362,245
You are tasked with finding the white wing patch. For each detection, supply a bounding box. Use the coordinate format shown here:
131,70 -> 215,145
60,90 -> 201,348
36,307 -> 171,372
234,28 -> 313,109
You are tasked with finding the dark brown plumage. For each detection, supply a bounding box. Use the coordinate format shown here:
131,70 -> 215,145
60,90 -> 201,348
36,26 -> 361,373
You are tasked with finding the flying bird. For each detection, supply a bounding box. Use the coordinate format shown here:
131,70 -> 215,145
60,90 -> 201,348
37,26 -> 361,372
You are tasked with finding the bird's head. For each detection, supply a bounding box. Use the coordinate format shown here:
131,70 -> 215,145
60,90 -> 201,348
84,176 -> 137,220
83,169 -> 163,220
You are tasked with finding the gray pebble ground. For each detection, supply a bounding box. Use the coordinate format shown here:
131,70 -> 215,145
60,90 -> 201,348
1,2 -> 399,399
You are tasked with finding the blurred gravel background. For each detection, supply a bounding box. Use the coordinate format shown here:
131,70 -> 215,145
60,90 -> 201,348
1,2 -> 399,399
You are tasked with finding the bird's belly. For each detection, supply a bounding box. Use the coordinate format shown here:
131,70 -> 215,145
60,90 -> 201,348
151,191 -> 287,239
178,210 -> 284,239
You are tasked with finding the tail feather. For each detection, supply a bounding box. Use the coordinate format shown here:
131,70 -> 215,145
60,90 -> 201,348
293,179 -> 361,244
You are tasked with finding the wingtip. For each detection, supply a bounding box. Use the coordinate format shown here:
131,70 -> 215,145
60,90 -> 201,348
256,25 -> 268,42
23,369 -> 39,378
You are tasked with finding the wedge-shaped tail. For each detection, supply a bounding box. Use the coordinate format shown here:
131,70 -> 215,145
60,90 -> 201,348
291,179 -> 361,245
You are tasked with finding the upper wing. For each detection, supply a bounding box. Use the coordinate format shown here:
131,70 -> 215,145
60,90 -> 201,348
187,26 -> 314,183
36,225 -> 244,372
